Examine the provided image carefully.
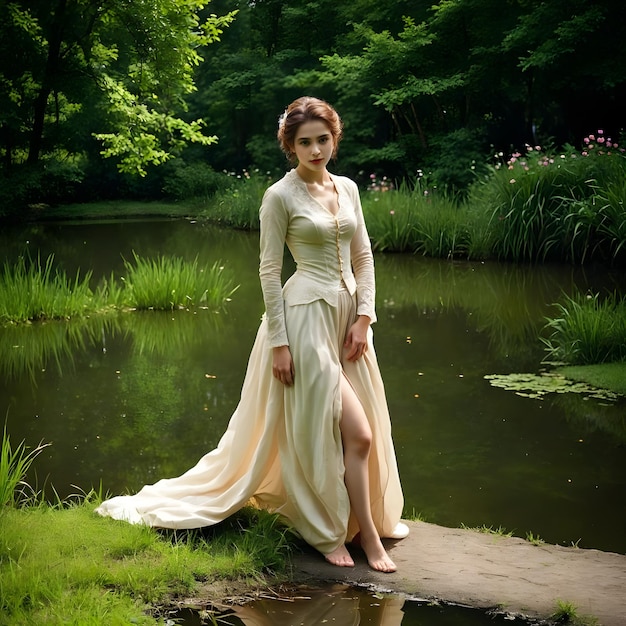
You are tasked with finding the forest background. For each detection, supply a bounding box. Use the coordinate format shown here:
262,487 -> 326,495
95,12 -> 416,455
1,0 -> 625,215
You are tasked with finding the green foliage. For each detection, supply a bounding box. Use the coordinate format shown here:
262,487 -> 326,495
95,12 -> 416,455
0,0 -> 236,177
162,161 -> 230,200
119,252 -> 238,311
0,253 -> 237,323
470,135 -> 626,263
0,497 -> 294,625
0,255 -> 97,323
542,292 -> 626,365
0,426 -> 48,511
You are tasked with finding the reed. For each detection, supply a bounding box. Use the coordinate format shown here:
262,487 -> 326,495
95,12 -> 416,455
0,254 -> 238,324
119,252 -> 238,311
543,292 -> 626,365
0,255 -> 97,323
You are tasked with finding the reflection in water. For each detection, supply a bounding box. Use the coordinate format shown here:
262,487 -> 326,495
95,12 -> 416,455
0,309 -> 228,382
174,585 -> 531,626
1,220 -> 625,557
231,586 -> 404,626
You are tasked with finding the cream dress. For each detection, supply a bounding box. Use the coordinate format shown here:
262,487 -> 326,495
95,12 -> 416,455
96,169 -> 407,554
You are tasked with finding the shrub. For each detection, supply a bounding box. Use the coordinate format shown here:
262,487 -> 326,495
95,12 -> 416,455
161,161 -> 229,200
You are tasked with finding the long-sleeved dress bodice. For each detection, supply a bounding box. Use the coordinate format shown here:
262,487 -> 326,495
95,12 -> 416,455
259,169 -> 376,348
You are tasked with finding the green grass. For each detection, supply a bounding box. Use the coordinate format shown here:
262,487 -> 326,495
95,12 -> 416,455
460,524 -> 513,538
118,252 -> 238,311
0,501 -> 294,626
0,428 -> 295,625
556,363 -> 626,396
361,181 -> 475,257
0,255 -> 100,324
551,599 -> 599,625
0,424 -> 48,510
543,292 -> 626,365
0,254 -> 238,324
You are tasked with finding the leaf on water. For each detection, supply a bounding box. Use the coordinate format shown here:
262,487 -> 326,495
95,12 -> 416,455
484,372 -> 619,401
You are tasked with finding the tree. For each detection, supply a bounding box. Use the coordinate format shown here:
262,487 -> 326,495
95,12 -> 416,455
0,0 -> 236,175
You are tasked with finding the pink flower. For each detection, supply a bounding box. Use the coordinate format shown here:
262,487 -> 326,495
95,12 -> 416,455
589,135 -> 595,141
598,137 -> 605,144
584,137 -> 590,144
370,173 -> 376,179
582,151 -> 588,156
598,129 -> 604,135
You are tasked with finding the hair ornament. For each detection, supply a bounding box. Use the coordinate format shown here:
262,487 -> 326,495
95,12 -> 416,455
278,109 -> 288,130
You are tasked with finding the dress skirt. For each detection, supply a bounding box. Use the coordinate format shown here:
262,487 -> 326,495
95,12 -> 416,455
95,288 -> 405,555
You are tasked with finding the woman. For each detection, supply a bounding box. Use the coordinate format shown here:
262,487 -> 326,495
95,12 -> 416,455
96,97 -> 407,572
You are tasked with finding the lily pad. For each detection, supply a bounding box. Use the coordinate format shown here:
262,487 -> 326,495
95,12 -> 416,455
484,372 -> 619,401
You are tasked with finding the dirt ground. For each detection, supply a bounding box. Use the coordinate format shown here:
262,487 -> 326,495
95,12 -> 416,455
287,520 -> 626,625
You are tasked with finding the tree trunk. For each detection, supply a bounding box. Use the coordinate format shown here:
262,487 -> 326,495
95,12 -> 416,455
27,0 -> 67,165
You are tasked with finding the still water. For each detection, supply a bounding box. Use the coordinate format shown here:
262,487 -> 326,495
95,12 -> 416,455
1,219 -> 625,623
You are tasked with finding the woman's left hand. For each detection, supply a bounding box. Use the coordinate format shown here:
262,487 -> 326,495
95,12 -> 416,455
344,316 -> 370,361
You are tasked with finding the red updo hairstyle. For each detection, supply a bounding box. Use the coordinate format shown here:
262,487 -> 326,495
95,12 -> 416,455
277,96 -> 343,164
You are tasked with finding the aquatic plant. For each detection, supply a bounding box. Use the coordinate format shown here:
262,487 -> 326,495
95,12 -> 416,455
119,252 -> 238,311
542,292 -> 626,365
483,372 -> 619,402
0,253 -> 238,324
0,255 -> 98,323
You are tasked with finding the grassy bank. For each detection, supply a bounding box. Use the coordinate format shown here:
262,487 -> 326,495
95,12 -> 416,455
555,363 -> 626,397
0,431 -> 295,625
0,501 -> 294,626
44,137 -> 626,267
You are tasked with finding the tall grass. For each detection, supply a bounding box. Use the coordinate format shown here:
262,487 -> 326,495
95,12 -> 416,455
119,252 -> 238,311
472,138 -> 626,264
362,180 -> 474,257
201,169 -> 270,229
0,255 -> 98,324
0,254 -> 238,324
543,292 -> 626,365
0,424 -> 48,510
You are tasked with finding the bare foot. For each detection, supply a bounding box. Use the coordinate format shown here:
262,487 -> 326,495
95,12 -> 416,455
360,534 -> 397,573
324,544 -> 355,567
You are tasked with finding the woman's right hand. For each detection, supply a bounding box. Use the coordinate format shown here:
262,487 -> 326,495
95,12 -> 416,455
272,345 -> 295,386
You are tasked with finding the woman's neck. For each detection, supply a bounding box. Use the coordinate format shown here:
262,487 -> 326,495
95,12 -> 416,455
295,164 -> 330,184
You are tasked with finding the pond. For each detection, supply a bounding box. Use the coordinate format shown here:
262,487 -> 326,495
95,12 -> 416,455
1,218 -> 625,623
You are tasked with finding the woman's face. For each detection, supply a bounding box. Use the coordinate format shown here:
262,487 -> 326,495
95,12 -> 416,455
292,119 -> 334,175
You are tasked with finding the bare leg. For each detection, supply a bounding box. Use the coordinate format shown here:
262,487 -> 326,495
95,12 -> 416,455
339,375 -> 396,573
